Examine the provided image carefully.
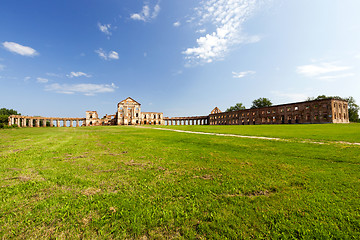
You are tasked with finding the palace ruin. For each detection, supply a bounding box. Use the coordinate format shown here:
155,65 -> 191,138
8,97 -> 349,127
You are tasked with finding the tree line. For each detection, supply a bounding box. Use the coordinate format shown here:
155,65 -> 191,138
226,96 -> 360,122
0,108 -> 21,128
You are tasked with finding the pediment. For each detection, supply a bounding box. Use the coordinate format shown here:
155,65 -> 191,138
118,97 -> 141,106
211,107 -> 222,114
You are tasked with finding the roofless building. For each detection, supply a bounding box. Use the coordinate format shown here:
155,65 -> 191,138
8,97 -> 349,127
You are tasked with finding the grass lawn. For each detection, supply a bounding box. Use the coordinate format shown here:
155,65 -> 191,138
154,123 -> 360,143
0,125 -> 359,239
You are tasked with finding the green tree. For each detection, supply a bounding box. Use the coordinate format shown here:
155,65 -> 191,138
250,98 -> 272,109
0,108 -> 21,125
0,108 -> 20,116
307,95 -> 344,101
345,96 -> 360,122
226,103 -> 246,112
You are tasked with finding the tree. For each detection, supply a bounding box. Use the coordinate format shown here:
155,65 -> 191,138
0,108 -> 20,116
345,96 -> 360,122
226,103 -> 246,112
307,95 -> 344,101
0,108 -> 21,125
250,98 -> 272,109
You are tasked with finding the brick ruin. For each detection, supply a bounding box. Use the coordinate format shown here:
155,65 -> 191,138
85,97 -> 164,126
8,97 -> 349,127
208,98 -> 349,125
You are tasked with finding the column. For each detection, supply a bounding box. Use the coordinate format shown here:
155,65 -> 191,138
43,119 -> 47,127
22,118 -> 26,127
63,119 -> 67,127
11,117 -> 15,125
70,120 -> 73,127
29,119 -> 33,127
36,119 -> 40,127
50,120 -> 54,127
56,120 -> 60,127
76,120 -> 79,127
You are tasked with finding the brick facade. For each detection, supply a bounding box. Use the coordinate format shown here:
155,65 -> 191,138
209,98 -> 349,125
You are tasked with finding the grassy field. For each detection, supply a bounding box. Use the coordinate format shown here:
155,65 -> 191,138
154,123 -> 360,143
0,125 -> 359,239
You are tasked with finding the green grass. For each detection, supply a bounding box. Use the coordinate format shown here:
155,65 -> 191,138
154,123 -> 360,143
0,125 -> 359,239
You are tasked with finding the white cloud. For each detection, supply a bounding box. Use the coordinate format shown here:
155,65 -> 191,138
152,4 -> 160,19
24,76 -> 31,81
197,28 -> 206,34
67,71 -> 92,78
46,72 -> 62,77
271,91 -> 308,103
130,3 -> 160,22
95,48 -> 119,60
98,23 -> 112,37
173,21 -> 181,27
37,77 -> 49,83
183,0 -> 262,65
45,83 -> 118,96
296,62 -> 353,81
2,41 -> 39,56
108,51 -> 119,60
232,70 -> 255,78
317,73 -> 355,81
0,64 -> 5,71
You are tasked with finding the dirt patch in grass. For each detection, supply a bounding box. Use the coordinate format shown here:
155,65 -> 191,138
193,174 -> 213,180
7,168 -> 22,171
124,160 -> 147,167
82,187 -> 102,196
3,176 -> 31,181
223,188 -> 277,198
245,188 -> 277,198
93,168 -> 122,173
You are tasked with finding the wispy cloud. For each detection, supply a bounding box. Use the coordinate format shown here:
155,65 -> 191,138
130,2 -> 160,22
232,70 -> 255,78
67,71 -> 92,78
2,41 -> 39,57
45,83 -> 118,96
95,48 -> 119,60
173,21 -> 181,27
24,76 -> 31,81
271,91 -> 308,103
0,64 -> 5,71
98,23 -> 112,37
183,0 -> 262,65
46,72 -> 62,77
296,62 -> 353,81
37,77 -> 49,83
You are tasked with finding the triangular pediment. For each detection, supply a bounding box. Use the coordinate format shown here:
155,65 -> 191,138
211,107 -> 222,114
118,97 -> 141,105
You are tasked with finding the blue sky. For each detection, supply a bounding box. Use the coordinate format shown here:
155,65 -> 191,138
1,0 -> 360,118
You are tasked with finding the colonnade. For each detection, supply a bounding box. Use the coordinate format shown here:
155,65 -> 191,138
8,115 -> 86,127
164,117 -> 209,126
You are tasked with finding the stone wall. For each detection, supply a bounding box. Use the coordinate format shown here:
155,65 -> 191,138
209,98 -> 349,125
